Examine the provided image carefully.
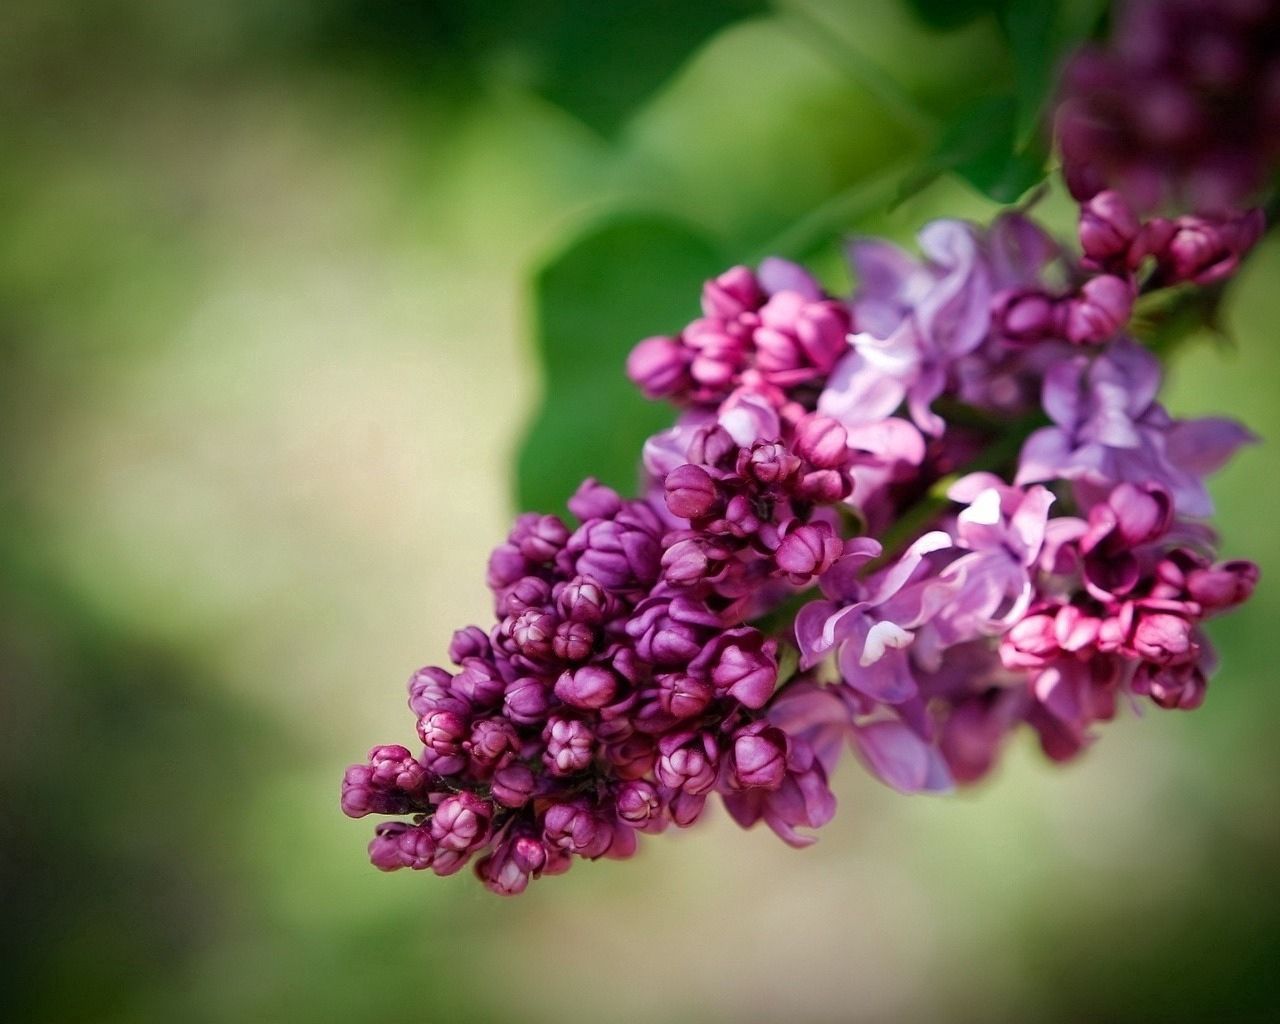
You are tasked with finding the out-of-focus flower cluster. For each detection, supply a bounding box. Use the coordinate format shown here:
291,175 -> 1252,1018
343,0 -> 1269,894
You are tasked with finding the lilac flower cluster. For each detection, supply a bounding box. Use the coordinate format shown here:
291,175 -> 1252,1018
343,5 -> 1270,894
1058,0 -> 1280,212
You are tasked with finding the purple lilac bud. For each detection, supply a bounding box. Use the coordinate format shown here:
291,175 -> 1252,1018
417,708 -> 468,757
431,793 -> 494,853
513,513 -> 571,563
543,800 -> 613,859
615,779 -> 663,828
451,658 -> 505,708
475,845 -> 531,896
503,675 -> 550,725
369,822 -> 435,871
557,575 -> 610,624
1064,275 -> 1133,345
728,722 -> 789,790
367,744 -> 427,793
466,717 -> 519,768
499,576 -> 553,616
665,463 -> 719,519
449,626 -> 491,663
627,335 -> 690,399
1154,210 -> 1265,285
490,759 -> 537,808
702,265 -> 763,318
543,715 -> 595,775
656,672 -> 714,719
691,628 -> 778,709
341,764 -> 415,818
794,414 -> 849,468
1079,190 -> 1142,269
507,609 -> 557,660
1128,605 -> 1199,666
1187,560 -> 1259,611
656,730 -> 719,795
1132,661 -> 1207,710
551,619 -> 596,662
554,665 -> 619,710
774,522 -> 843,584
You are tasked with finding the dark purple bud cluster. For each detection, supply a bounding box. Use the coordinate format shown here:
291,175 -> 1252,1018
1057,0 -> 1280,212
341,476 -> 829,894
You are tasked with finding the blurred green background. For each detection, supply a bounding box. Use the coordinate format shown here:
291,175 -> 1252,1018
3,2 -> 1278,1022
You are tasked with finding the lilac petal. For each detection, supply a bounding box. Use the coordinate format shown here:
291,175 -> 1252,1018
1016,426 -> 1074,485
758,256 -> 824,300
1042,355 -> 1087,429
852,720 -> 933,793
794,600 -> 839,667
1008,485 -> 1056,564
1165,416 -> 1257,477
818,349 -> 909,427
838,640 -> 918,704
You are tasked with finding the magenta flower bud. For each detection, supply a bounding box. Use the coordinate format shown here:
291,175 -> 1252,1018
664,463 -> 719,519
667,790 -> 708,828
554,665 -> 619,710
774,522 -> 842,584
661,537 -> 711,585
499,576 -> 552,616
430,792 -> 494,853
686,424 -> 736,468
487,542 -> 528,591
740,442 -> 801,488
1054,605 -> 1101,653
566,478 -> 623,520
656,730 -> 719,795
627,335 -> 689,399
557,575 -> 610,624
475,847 -> 530,896
552,620 -> 596,662
490,759 -> 536,808
794,467 -> 851,504
466,717 -> 519,767
1001,612 -> 1060,669
341,764 -> 414,818
407,666 -> 463,716
512,834 -> 549,874
451,658 -> 505,708
1107,482 -> 1174,547
1065,275 -> 1133,345
728,722 -> 788,790
503,676 -> 550,725
543,715 -> 595,775
367,744 -> 427,793
507,609 -> 557,660
1131,609 -> 1198,666
369,822 -> 435,871
993,288 -> 1062,346
1132,662 -> 1207,711
605,735 -> 656,779
543,799 -> 613,859
417,708 -> 468,757
615,779 -> 662,828
692,628 -> 778,709
794,414 -> 849,468
656,672 -> 714,719
701,265 -> 763,319
1187,560 -> 1259,611
1079,190 -> 1141,267
1156,210 -> 1264,285
515,514 -> 570,563
448,625 -> 491,664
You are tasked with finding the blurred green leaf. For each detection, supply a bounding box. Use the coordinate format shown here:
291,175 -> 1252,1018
897,94 -> 1047,205
517,214 -> 725,511
903,0 -> 1000,31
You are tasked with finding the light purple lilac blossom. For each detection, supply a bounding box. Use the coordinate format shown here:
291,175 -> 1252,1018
343,12 -> 1267,893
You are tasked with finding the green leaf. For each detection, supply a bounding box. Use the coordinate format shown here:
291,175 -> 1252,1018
903,0 -> 1001,31
897,94 -> 1047,205
998,0 -> 1057,143
516,214 -> 726,512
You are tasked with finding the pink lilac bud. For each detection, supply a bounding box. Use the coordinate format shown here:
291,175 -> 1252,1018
417,708 -> 468,758
702,265 -> 764,319
543,715 -> 595,775
692,628 -> 778,708
615,779 -> 663,828
512,834 -> 549,875
475,846 -> 531,896
660,537 -> 712,585
431,793 -> 494,853
625,595 -> 719,666
341,764 -> 416,818
1132,661 -> 1207,710
451,658 -> 505,708
1001,611 -> 1061,669
1064,275 -> 1133,345
1079,190 -> 1142,269
993,288 -> 1063,346
487,542 -> 528,591
665,463 -> 719,519
407,666 -> 463,717
466,717 -> 519,768
728,722 -> 789,790
367,744 -> 427,793
554,665 -> 619,709
499,576 -> 553,616
656,730 -> 719,795
566,478 -> 623,520
1187,560 -> 1259,611
1154,210 -> 1266,285
1129,607 -> 1199,666
369,822 -> 435,871
449,626 -> 491,663
740,442 -> 801,489
503,676 -> 550,725
514,513 -> 571,563
627,335 -> 690,399
656,672 -> 714,719
774,522 -> 843,584
557,575 -> 610,624
543,799 -> 613,859
552,620 -> 596,662
490,759 -> 537,808
794,414 -> 849,468
605,735 -> 657,779
507,609 -> 557,660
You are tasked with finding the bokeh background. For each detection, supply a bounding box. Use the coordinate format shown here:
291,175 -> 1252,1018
3,2 -> 1279,1021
